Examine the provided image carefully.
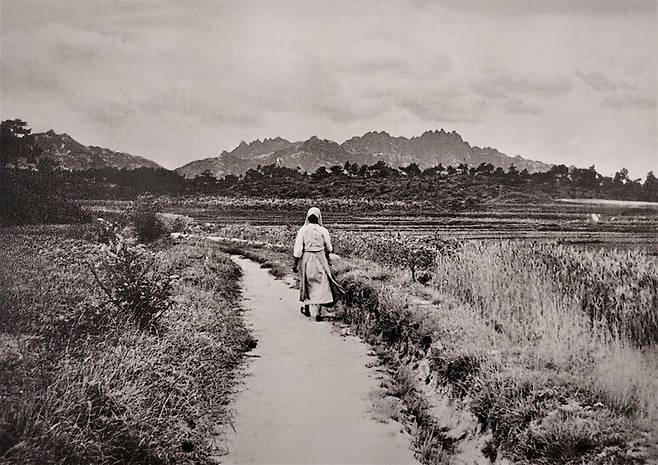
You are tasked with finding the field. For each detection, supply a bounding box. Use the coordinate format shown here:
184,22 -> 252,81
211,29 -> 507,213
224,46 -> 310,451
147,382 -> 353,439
9,196 -> 658,464
82,196 -> 658,253
156,196 -> 658,465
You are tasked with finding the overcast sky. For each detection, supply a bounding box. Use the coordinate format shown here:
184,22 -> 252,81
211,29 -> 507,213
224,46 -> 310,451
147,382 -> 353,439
1,0 -> 656,176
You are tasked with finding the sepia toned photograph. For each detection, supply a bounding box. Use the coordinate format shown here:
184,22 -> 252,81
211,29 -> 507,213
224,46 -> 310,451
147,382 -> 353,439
1,1 -> 657,464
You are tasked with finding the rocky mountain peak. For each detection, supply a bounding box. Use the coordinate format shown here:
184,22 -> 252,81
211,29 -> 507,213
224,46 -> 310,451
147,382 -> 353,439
30,130 -> 160,170
176,129 -> 552,178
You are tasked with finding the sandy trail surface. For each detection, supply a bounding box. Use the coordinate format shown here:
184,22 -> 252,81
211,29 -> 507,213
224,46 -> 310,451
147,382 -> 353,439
221,257 -> 419,465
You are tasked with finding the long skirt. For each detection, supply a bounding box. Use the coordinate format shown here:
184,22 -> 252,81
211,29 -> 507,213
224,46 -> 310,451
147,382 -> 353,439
299,251 -> 341,305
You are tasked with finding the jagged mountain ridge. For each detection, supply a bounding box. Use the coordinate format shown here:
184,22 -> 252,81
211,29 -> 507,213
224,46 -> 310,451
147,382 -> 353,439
32,130 -> 161,170
175,129 -> 551,178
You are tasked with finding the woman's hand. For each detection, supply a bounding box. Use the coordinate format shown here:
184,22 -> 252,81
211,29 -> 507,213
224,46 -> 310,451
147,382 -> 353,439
292,257 -> 300,273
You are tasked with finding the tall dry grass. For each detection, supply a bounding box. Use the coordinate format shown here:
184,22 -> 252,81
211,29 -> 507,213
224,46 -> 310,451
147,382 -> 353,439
0,226 -> 253,464
330,252 -> 657,464
431,241 -> 658,423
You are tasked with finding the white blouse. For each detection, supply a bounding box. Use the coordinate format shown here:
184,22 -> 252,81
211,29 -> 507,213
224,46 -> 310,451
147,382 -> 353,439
293,223 -> 333,258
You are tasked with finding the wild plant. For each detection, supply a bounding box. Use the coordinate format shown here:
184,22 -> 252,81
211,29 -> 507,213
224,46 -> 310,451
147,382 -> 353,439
131,200 -> 168,243
85,219 -> 175,332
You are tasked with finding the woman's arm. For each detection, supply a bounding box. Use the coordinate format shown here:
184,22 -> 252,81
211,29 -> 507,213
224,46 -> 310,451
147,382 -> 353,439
293,227 -> 304,258
293,227 -> 304,272
322,227 -> 333,253
323,228 -> 333,264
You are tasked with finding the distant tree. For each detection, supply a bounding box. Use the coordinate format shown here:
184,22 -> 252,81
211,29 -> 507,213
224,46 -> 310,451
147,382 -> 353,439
643,171 -> 658,201
446,165 -> 457,176
570,165 -> 599,190
598,175 -> 614,193
329,165 -> 345,176
312,166 -> 331,180
493,166 -> 506,177
370,160 -> 398,178
421,165 -> 441,177
613,168 -> 629,186
192,170 -> 218,192
1,119 -> 41,168
223,174 -> 239,186
549,164 -> 569,182
400,163 -> 421,177
476,162 -> 494,175
244,168 -> 264,182
457,163 -> 469,175
344,161 -> 360,177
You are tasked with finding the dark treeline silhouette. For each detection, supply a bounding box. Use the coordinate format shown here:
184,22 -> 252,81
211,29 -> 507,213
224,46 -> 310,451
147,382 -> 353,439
220,161 -> 658,203
2,160 -> 656,202
2,119 -> 657,220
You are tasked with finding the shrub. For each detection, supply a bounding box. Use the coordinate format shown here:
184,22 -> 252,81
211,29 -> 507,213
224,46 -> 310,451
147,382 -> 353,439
90,217 -> 122,244
131,201 -> 168,243
86,222 -> 175,331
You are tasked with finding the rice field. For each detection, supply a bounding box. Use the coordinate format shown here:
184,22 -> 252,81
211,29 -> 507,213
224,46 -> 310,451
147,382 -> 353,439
81,197 -> 658,253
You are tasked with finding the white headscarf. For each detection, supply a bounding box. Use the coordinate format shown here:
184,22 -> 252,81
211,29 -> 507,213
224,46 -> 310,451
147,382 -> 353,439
305,206 -> 323,226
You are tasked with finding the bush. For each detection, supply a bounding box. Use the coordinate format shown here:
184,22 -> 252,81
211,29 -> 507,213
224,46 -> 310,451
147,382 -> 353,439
131,202 -> 168,243
86,223 -> 175,331
159,213 -> 194,233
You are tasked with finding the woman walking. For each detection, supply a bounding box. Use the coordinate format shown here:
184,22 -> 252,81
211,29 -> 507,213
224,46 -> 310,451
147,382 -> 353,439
292,207 -> 341,321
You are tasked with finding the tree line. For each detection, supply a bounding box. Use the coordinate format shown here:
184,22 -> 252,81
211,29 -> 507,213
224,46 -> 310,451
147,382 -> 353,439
2,119 -> 657,205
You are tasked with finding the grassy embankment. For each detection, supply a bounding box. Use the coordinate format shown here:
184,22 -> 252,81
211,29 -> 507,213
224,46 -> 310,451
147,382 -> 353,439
211,225 -> 658,465
0,225 -> 254,464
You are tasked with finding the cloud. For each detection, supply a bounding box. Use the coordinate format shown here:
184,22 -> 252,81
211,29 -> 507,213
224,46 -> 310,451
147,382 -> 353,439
503,98 -> 542,115
438,0 -> 656,17
600,93 -> 656,110
574,70 -> 655,112
576,71 -> 635,92
473,71 -> 573,99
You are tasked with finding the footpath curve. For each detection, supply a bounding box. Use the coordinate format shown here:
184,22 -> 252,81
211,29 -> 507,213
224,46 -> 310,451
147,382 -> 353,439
221,256 -> 419,465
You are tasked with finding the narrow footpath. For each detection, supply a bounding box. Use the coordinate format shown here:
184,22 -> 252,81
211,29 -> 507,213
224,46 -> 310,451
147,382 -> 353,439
221,257 -> 419,465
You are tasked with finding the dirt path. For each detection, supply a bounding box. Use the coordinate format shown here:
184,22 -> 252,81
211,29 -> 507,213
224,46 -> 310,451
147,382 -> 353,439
221,257 -> 419,465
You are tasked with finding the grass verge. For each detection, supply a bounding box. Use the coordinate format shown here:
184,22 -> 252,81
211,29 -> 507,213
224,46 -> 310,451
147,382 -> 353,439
0,226 -> 254,464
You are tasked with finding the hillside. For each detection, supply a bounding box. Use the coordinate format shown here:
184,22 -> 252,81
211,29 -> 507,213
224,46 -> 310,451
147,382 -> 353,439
176,137 -> 295,178
31,130 -> 161,170
175,129 -> 551,178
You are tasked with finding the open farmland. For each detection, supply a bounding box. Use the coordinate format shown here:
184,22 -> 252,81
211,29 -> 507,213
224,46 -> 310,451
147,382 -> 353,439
6,197 -> 658,464
93,196 -> 658,254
